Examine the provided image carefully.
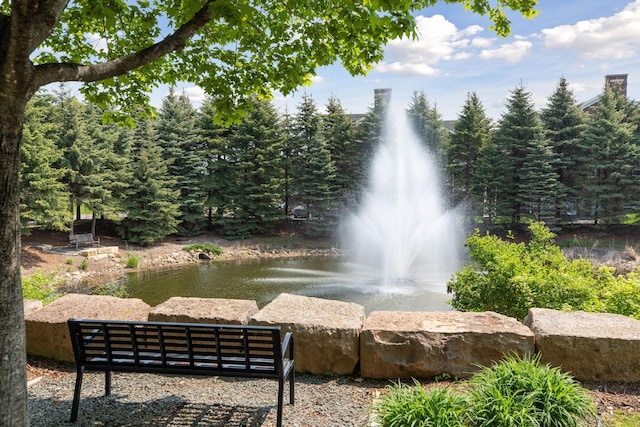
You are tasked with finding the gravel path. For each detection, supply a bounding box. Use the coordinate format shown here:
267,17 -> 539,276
28,367 -> 389,427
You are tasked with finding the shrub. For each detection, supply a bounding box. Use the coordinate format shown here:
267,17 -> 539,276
373,379 -> 467,427
447,222 -> 640,320
467,354 -> 596,427
184,243 -> 223,256
79,259 -> 88,270
22,270 -> 64,304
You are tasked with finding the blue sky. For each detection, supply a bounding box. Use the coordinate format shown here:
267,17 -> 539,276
162,0 -> 640,121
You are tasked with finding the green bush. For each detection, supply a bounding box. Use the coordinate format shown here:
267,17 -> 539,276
371,355 -> 595,427
373,379 -> 467,427
467,354 -> 596,427
184,243 -> 223,256
22,270 -> 64,304
79,259 -> 88,270
447,222 -> 640,320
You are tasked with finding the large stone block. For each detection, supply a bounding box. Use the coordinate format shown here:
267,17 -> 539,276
25,293 -> 150,362
148,297 -> 259,325
361,311 -> 535,379
524,308 -> 640,382
251,293 -> 365,375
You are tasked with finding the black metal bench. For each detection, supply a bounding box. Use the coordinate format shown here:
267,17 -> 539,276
68,233 -> 99,249
67,319 -> 295,426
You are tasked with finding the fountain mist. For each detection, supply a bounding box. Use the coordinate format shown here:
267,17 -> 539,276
343,103 -> 465,290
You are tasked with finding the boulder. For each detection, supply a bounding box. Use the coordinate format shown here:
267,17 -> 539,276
360,311 -> 535,379
251,293 -> 365,375
25,293 -> 150,362
23,299 -> 43,316
524,308 -> 640,382
148,297 -> 259,325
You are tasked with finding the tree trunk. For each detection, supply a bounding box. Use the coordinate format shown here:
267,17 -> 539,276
0,109 -> 28,425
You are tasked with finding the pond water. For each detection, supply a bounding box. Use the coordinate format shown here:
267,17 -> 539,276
125,256 -> 454,314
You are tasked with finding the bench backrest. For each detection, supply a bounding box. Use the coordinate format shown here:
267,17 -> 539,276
68,319 -> 285,378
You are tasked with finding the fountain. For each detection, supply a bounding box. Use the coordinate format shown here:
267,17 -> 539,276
342,99 -> 465,292
126,94 -> 466,313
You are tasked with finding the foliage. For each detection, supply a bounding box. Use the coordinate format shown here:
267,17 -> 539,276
447,222 -> 640,320
184,243 -> 224,256
371,354 -> 595,427
124,253 -> 139,269
467,354 -> 596,427
22,270 -> 64,305
79,259 -> 88,270
373,380 -> 468,427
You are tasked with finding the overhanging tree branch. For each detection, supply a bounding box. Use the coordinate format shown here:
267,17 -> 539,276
30,0 -> 215,91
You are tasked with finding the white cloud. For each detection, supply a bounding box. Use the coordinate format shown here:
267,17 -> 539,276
542,0 -> 640,59
479,40 -> 533,63
375,14 -> 484,75
310,75 -> 324,84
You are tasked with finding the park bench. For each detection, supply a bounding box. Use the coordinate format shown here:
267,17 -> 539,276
67,318 -> 295,426
68,233 -> 99,249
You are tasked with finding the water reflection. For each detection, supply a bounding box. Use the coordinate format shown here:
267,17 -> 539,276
125,256 -> 453,314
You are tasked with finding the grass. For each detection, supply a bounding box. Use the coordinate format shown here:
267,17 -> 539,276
124,252 -> 139,268
602,412 -> 640,426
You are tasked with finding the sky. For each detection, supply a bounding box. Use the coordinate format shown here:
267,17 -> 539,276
158,0 -> 640,121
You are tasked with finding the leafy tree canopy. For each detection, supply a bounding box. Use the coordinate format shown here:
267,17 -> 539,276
1,0 -> 537,124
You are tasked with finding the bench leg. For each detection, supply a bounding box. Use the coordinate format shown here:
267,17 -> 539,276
70,367 -> 84,422
105,370 -> 112,396
289,368 -> 295,405
277,377 -> 284,427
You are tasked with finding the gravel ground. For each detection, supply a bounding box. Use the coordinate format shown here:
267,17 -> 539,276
28,365 -> 388,427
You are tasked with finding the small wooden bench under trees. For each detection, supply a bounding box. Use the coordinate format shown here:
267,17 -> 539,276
67,319 -> 295,426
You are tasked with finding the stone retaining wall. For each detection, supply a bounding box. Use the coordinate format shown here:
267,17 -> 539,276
24,293 -> 640,381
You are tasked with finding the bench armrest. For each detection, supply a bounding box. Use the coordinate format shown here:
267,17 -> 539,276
281,331 -> 293,359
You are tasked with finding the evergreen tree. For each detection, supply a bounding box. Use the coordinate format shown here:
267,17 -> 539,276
448,92 -> 493,209
291,95 -> 338,237
322,97 -> 358,209
157,89 -> 206,235
19,94 -> 70,232
540,77 -> 586,221
491,84 -> 557,225
579,86 -> 639,223
406,90 -> 449,165
352,101 -> 385,200
198,98 -> 234,227
119,115 -> 180,245
221,97 -> 286,238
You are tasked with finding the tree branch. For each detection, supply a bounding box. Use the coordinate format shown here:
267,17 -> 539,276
28,0 -> 70,53
30,0 -> 215,91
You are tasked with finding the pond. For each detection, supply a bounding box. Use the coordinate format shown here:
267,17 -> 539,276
125,256 -> 454,314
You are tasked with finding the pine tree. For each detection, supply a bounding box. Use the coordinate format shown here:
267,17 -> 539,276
540,77 -> 585,221
291,95 -> 338,237
322,97 -> 358,209
579,86 -> 638,223
119,115 -> 180,245
157,89 -> 206,235
448,91 -> 493,209
406,90 -> 449,165
20,93 -> 70,232
492,84 -> 557,225
352,102 -> 385,199
223,96 -> 286,238
198,97 -> 235,227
